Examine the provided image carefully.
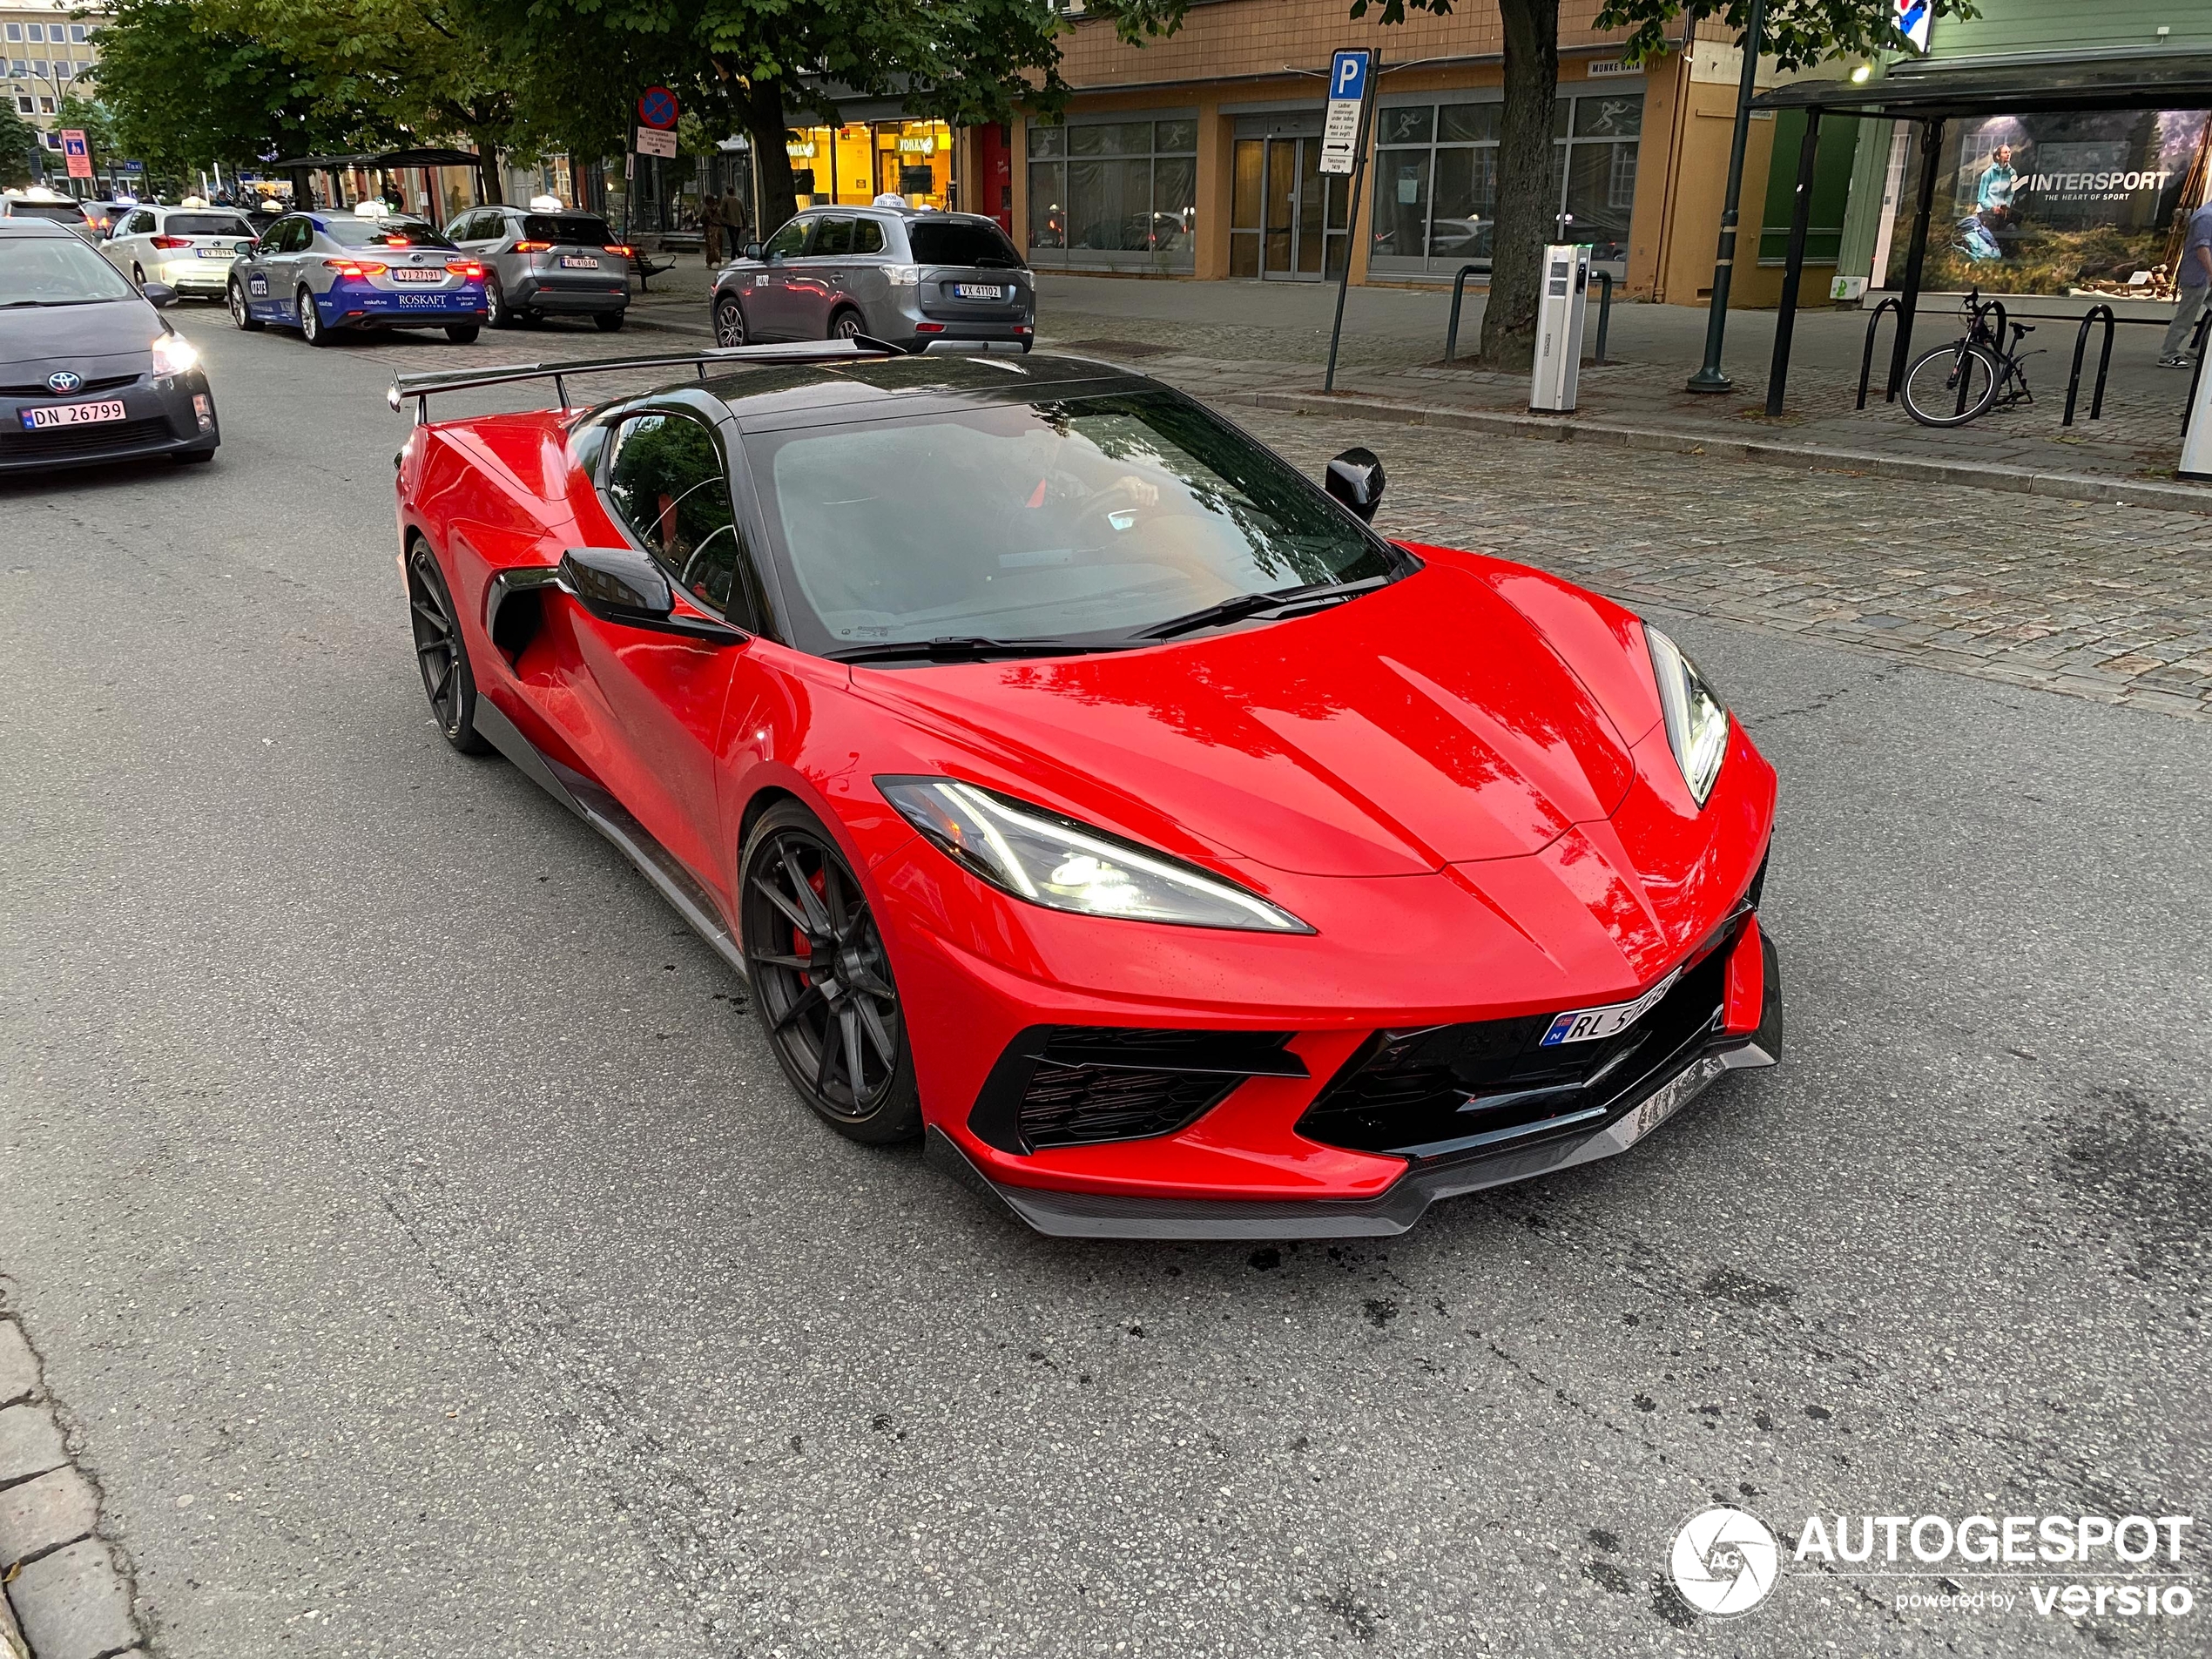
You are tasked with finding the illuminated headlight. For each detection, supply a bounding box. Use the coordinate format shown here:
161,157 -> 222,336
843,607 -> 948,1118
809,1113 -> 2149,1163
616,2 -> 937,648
150,334 -> 199,376
878,777 -> 1313,933
1644,624 -> 1730,806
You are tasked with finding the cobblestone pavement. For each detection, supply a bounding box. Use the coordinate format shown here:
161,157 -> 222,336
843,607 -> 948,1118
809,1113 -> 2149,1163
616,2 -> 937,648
1237,403 -> 2212,721
293,307 -> 2212,720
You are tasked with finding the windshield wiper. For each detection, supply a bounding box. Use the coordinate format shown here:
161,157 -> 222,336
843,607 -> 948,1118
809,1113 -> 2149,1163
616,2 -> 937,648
829,635 -> 1133,664
1139,576 -> 1393,641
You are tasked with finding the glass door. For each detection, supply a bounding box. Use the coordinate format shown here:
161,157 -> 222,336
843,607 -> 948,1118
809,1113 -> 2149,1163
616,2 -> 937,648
1231,136 -> 1352,280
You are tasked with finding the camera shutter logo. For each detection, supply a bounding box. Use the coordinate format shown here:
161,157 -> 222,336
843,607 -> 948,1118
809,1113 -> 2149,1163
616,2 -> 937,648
1670,1507 -> 1780,1616
47,370 -> 83,393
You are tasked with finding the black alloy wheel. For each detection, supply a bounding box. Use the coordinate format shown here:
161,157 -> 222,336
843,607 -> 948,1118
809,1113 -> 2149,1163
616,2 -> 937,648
228,280 -> 263,331
406,540 -> 491,754
714,293 -> 748,347
739,803 -> 920,1144
829,307 -> 865,341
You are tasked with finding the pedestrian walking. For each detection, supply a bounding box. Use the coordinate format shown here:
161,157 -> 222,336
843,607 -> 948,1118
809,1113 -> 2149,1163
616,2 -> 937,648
720,188 -> 747,257
701,191 -> 724,266
2157,197 -> 2212,368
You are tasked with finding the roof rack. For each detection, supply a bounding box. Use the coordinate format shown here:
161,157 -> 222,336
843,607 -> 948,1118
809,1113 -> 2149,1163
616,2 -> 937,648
385,337 -> 907,423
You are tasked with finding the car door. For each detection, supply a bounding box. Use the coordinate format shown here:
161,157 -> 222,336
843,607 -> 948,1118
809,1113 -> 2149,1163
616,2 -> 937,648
105,208 -> 153,279
243,217 -> 299,316
840,216 -> 891,335
560,401 -> 762,895
748,216 -> 813,339
786,213 -> 851,339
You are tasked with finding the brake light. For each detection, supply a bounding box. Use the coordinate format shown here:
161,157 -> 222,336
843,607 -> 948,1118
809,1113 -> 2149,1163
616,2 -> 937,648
445,260 -> 486,279
150,235 -> 191,249
513,240 -> 551,253
383,235 -> 412,248
604,244 -> 634,258
323,258 -> 388,278
914,322 -> 946,334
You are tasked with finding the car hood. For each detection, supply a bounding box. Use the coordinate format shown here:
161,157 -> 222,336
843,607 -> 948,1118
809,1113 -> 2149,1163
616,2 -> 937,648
851,563 -> 1638,877
0,298 -> 156,371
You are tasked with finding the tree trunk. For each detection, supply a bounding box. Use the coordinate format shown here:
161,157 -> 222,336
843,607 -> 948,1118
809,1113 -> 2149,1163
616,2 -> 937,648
475,134 -> 503,206
1480,0 -> 1560,371
745,78 -> 798,242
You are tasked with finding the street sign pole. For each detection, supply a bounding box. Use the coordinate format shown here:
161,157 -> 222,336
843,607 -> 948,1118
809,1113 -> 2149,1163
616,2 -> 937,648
1321,49 -> 1378,395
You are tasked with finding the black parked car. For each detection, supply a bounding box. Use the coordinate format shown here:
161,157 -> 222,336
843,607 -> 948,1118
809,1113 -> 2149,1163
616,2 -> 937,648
0,219 -> 219,475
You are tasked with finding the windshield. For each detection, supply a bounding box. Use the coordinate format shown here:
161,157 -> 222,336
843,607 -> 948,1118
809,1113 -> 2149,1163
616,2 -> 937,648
165,212 -> 253,237
322,217 -> 455,250
0,234 -> 138,305
905,219 -> 1023,269
523,213 -> 614,245
747,391 -> 1398,655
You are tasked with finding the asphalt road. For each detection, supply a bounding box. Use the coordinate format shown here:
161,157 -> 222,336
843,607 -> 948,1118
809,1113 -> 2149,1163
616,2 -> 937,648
3,314 -> 2208,1658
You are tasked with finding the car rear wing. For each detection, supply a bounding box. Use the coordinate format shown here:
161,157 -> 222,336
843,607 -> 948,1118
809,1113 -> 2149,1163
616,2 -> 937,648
384,338 -> 907,423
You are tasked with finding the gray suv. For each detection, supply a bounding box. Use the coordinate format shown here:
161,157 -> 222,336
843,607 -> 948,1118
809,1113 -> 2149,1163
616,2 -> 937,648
711,207 -> 1033,352
443,205 -> 631,331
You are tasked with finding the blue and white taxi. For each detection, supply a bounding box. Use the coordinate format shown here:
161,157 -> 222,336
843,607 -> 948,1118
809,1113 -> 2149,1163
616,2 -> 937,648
227,202 -> 487,346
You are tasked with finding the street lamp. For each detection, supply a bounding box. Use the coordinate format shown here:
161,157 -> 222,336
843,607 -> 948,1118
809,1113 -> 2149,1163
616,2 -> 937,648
1685,0 -> 1769,394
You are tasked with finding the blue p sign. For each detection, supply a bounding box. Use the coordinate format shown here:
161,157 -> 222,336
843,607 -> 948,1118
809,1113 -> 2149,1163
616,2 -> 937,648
1331,49 -> 1370,103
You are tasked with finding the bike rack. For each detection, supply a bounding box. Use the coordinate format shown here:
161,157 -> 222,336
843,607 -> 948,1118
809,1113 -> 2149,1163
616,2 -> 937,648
1590,269 -> 1613,366
1972,293 -> 2009,354
2062,305 -> 2115,428
1856,296 -> 1902,409
1443,264 -> 1486,363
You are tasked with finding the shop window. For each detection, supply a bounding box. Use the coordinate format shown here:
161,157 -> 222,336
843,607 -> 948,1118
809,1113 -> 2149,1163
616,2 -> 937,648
1028,118 -> 1197,272
1371,90 -> 1642,276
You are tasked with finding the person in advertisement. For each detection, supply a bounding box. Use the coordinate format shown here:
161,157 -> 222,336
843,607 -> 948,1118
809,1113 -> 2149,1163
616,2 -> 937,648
2157,195 -> 2212,368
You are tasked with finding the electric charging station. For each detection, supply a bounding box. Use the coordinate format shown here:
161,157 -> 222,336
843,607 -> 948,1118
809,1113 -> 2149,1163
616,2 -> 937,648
1530,244 -> 1592,414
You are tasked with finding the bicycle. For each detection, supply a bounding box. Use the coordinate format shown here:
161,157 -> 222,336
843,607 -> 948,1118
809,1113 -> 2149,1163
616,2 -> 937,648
1901,288 -> 2043,428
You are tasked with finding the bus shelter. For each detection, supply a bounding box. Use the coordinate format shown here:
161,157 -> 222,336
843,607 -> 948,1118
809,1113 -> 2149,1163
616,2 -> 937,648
1752,52 -> 2212,414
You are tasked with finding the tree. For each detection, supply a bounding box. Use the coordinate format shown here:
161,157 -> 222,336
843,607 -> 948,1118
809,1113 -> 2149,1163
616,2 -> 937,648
0,102 -> 36,188
1357,0 -> 1979,368
92,0 -> 390,183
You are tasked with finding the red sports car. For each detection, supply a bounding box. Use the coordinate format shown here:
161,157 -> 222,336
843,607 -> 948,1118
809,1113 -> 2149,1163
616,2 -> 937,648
391,343 -> 1780,1238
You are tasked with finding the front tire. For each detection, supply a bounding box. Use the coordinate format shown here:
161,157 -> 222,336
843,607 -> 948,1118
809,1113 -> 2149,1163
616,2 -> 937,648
406,539 -> 492,755
1902,342 -> 2000,427
131,262 -> 146,289
445,323 -> 481,343
740,802 -> 920,1145
299,288 -> 336,347
713,293 -> 749,347
229,280 -> 264,331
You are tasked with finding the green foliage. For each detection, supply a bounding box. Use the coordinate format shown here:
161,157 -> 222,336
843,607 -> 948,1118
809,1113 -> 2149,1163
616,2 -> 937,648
1352,0 -> 1979,57
0,101 -> 36,187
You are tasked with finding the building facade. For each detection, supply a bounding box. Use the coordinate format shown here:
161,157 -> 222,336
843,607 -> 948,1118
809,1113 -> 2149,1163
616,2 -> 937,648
3,0 -> 105,185
962,0 -> 1855,307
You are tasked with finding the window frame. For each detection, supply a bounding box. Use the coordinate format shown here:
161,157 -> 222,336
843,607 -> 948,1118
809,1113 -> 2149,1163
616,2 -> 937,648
591,396 -> 765,631
1025,111 -> 1200,275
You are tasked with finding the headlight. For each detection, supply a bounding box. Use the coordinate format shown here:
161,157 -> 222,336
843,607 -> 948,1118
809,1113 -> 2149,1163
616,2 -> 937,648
878,777 -> 1313,933
1644,624 -> 1730,806
150,334 -> 199,376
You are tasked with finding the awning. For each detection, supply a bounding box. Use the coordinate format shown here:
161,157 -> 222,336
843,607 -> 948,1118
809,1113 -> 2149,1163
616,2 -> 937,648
270,148 -> 482,170
1752,51 -> 2212,118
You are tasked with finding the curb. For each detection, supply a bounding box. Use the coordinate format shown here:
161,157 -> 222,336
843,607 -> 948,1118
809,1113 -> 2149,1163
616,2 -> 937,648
1231,389 -> 2212,516
0,1319 -> 145,1659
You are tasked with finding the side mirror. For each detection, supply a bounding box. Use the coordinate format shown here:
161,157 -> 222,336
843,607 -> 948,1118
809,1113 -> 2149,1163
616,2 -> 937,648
744,241 -> 763,261
140,280 -> 179,309
556,547 -> 745,645
1325,447 -> 1385,523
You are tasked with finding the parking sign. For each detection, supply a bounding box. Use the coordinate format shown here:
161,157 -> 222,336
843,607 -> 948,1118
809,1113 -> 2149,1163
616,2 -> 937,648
60,128 -> 93,180
1320,50 -> 1370,175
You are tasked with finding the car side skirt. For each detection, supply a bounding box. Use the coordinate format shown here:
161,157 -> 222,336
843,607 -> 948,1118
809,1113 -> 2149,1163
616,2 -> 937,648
472,697 -> 749,982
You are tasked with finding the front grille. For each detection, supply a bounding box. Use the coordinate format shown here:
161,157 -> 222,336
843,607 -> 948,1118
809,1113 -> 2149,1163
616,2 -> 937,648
970,1027 -> 1306,1155
0,415 -> 176,460
0,374 -> 140,396
1294,918 -> 1747,1163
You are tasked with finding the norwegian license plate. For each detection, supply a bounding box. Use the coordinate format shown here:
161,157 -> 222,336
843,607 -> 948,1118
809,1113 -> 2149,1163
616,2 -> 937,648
952,282 -> 1004,300
388,267 -> 445,284
1540,968 -> 1681,1047
197,246 -> 233,258
23,400 -> 126,430
560,254 -> 599,269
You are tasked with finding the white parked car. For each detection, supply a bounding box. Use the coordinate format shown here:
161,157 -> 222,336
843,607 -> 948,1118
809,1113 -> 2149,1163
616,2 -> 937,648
104,204 -> 260,300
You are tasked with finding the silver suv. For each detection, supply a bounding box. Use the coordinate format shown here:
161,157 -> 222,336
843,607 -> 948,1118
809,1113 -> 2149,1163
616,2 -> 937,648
711,208 -> 1033,352
443,204 -> 631,331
